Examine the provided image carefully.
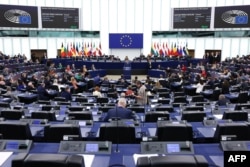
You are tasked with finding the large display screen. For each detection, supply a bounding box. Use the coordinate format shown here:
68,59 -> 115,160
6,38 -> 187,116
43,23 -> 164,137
41,7 -> 79,29
214,5 -> 250,28
0,4 -> 38,28
173,7 -> 211,29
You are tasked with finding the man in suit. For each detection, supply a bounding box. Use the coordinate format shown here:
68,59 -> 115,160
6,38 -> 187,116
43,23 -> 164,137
102,98 -> 136,122
37,83 -> 49,100
60,86 -> 72,101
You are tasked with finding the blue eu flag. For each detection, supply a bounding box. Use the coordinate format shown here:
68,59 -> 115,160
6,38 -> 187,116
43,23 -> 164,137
19,16 -> 31,24
235,15 -> 248,24
109,33 -> 143,48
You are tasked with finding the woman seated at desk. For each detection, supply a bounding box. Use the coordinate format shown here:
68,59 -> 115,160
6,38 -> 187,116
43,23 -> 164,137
71,77 -> 78,94
93,86 -> 103,98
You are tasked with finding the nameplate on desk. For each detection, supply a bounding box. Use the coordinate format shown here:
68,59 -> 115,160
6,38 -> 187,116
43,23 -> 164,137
64,120 -> 92,126
220,141 -> 248,151
20,118 -> 48,125
2,140 -> 33,153
141,141 -> 194,154
59,141 -> 111,154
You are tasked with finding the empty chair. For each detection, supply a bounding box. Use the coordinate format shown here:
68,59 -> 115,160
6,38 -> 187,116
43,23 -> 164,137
235,104 -> 250,110
173,96 -> 187,103
155,106 -> 174,112
0,109 -> 24,120
157,88 -> 169,93
136,155 -> 208,167
192,95 -> 204,102
49,85 -> 59,91
107,92 -> 118,99
75,97 -> 88,103
157,122 -> 193,141
31,111 -> 57,121
158,80 -> 168,88
41,105 -> 60,111
54,97 -> 66,102
158,92 -> 170,98
203,85 -> 212,91
213,123 -> 249,142
145,111 -> 169,122
157,99 -> 170,104
100,106 -> 114,112
181,111 -> 206,122
68,106 -> 85,111
183,106 -> 204,111
44,124 -> 82,142
236,92 -> 248,104
96,97 -> 109,104
222,111 -> 248,121
68,111 -> 93,120
0,122 -> 32,140
37,100 -> 51,105
0,102 -> 10,108
99,123 -> 136,144
174,92 -> 185,97
128,106 -> 145,113
12,153 -> 84,167
57,101 -> 71,106
211,89 -> 221,101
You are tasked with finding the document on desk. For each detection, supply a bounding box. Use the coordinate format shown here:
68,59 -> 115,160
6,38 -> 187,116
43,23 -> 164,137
0,152 -> 13,166
78,154 -> 95,167
214,114 -> 223,120
133,154 -> 158,164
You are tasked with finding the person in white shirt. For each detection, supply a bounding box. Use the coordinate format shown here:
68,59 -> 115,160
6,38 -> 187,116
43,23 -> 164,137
196,80 -> 204,94
93,86 -> 103,97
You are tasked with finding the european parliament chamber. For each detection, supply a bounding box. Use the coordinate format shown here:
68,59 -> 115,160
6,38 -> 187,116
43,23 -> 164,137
1,0 -> 250,167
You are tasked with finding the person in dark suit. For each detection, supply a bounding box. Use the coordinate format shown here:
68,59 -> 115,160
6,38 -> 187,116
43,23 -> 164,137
37,83 -> 49,100
102,98 -> 136,122
60,86 -> 72,101
217,94 -> 229,106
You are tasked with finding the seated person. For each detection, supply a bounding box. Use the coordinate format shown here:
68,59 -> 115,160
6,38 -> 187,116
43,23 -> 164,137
125,86 -> 134,96
93,86 -> 103,98
217,94 -> 230,106
16,80 -> 26,91
60,86 -> 72,101
102,98 -> 136,122
37,83 -> 49,100
26,82 -> 36,92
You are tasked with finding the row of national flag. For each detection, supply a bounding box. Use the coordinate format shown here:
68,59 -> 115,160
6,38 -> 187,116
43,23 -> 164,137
60,42 -> 102,57
150,42 -> 189,57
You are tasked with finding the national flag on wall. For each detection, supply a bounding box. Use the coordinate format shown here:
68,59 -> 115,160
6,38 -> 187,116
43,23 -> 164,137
98,42 -> 102,56
159,43 -> 164,56
84,43 -> 88,56
165,42 -> 170,56
93,43 -> 96,56
60,43 -> 66,57
75,42 -> 79,56
177,44 -> 183,56
183,43 -> 189,56
172,43 -> 177,56
150,43 -> 155,56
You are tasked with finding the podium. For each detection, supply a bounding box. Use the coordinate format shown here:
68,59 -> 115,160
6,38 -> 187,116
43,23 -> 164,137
123,62 -> 131,80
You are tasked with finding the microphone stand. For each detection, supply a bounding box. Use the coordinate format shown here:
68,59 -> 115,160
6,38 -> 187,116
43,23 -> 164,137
114,105 -> 119,153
